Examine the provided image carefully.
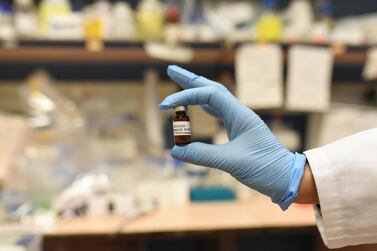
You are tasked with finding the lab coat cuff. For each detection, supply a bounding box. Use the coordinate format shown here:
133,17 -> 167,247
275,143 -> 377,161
304,147 -> 346,249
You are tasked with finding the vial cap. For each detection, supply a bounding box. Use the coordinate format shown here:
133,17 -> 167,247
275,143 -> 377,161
174,106 -> 186,112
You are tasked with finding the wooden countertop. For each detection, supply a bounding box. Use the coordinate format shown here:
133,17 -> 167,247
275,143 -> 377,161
47,196 -> 316,236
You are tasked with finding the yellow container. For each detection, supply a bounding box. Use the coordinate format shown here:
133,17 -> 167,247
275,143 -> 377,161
38,0 -> 71,34
256,12 -> 283,42
136,0 -> 164,40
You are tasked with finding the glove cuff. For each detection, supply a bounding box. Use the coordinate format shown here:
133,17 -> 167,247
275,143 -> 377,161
277,153 -> 306,210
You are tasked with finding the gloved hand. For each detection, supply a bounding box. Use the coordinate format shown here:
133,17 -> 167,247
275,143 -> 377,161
160,65 -> 306,210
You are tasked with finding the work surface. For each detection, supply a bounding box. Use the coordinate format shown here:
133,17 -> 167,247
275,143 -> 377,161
44,198 -> 377,251
48,196 -> 316,236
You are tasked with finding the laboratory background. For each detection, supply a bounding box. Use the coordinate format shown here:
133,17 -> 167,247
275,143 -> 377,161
0,0 -> 377,250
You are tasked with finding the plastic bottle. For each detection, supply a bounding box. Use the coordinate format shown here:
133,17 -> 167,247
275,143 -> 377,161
284,0 -> 313,42
256,0 -> 283,42
14,0 -> 38,39
0,2 -> 16,47
83,5 -> 103,40
136,0 -> 164,40
83,0 -> 114,41
112,1 -> 135,40
311,0 -> 333,44
38,0 -> 71,36
93,0 -> 112,40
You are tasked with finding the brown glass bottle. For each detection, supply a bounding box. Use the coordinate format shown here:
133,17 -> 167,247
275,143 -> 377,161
173,106 -> 192,146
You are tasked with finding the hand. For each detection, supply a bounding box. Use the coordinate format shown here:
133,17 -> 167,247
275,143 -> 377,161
160,65 -> 307,210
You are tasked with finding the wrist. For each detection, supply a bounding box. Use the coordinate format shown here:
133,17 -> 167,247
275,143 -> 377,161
294,162 -> 319,204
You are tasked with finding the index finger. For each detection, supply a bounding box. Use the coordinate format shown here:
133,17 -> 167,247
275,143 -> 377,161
159,86 -> 226,113
167,65 -> 227,91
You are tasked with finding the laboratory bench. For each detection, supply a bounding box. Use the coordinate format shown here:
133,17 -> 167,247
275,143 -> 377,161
43,196 -> 319,251
42,196 -> 377,251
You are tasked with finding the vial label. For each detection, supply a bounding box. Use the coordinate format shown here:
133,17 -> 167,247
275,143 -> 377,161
173,121 -> 191,136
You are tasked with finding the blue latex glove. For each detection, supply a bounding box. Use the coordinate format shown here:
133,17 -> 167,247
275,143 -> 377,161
160,65 -> 306,210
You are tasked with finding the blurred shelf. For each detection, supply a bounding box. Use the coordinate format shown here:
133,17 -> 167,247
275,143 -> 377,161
0,40 -> 373,80
0,47 -> 224,64
0,40 -> 369,65
0,40 -> 224,64
17,40 -> 223,49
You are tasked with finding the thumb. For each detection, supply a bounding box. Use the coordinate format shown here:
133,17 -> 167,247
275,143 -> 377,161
171,142 -> 224,168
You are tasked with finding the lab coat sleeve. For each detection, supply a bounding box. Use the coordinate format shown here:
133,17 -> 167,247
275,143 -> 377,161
304,129 -> 377,249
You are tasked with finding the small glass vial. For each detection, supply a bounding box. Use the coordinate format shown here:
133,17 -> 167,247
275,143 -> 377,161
173,106 -> 192,146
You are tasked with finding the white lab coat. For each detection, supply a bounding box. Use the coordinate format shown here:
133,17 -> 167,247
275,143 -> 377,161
304,129 -> 377,249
